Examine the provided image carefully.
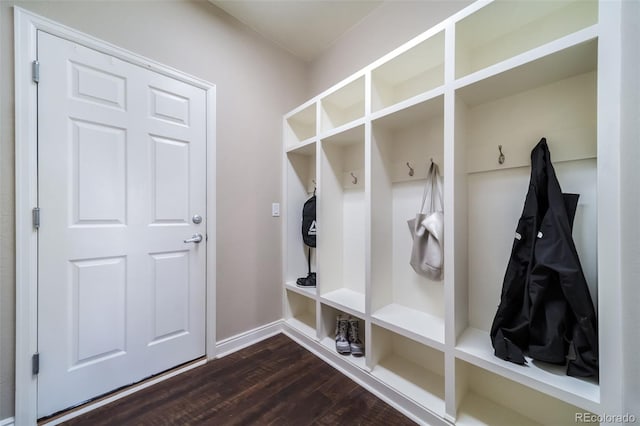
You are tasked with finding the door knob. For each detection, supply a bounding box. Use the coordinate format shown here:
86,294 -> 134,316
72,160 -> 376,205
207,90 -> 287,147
184,233 -> 203,244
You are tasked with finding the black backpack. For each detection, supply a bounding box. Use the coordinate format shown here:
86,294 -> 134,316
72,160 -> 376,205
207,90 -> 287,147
297,194 -> 316,288
301,195 -> 316,248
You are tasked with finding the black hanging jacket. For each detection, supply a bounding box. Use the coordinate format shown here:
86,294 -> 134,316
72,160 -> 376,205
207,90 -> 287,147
490,138 -> 598,378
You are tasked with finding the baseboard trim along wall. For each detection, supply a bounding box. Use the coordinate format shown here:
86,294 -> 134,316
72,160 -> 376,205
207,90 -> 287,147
214,319 -> 284,359
0,417 -> 15,426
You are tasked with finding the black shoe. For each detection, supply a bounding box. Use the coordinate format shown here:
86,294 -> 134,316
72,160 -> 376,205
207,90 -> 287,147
296,272 -> 316,288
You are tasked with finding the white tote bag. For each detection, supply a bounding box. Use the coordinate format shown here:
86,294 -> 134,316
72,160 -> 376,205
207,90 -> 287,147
407,161 -> 444,281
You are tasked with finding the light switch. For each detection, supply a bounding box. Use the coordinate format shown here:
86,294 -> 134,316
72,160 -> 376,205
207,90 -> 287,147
272,203 -> 280,217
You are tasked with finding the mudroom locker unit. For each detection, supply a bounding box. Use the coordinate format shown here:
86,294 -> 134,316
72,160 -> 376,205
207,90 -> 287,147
282,0 -> 627,424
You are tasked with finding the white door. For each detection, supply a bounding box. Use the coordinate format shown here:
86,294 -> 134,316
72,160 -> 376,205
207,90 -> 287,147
37,31 -> 207,418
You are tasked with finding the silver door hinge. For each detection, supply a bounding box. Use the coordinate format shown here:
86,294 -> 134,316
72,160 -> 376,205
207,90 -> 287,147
32,60 -> 40,84
32,207 -> 40,229
32,353 -> 40,375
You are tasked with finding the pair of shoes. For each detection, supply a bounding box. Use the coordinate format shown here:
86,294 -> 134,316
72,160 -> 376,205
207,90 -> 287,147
335,315 -> 364,357
296,272 -> 316,288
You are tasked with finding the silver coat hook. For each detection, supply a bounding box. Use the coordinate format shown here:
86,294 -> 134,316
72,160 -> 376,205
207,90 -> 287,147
498,145 -> 505,164
350,172 -> 358,185
406,162 -> 414,177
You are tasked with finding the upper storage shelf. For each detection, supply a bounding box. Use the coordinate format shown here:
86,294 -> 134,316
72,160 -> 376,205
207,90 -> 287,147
455,0 -> 598,79
284,102 -> 316,148
371,30 -> 444,113
320,76 -> 365,135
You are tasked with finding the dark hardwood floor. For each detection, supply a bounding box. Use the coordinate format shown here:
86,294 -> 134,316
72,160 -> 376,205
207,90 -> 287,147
61,333 -> 416,425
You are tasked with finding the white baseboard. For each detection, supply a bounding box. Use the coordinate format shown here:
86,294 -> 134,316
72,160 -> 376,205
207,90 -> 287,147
214,319 -> 283,359
0,417 -> 14,426
281,323 -> 450,426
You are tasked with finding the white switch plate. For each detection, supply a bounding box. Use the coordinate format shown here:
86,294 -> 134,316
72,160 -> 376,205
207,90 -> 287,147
271,203 -> 280,217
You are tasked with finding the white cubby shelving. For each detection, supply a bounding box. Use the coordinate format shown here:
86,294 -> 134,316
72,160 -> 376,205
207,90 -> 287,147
455,360 -> 591,426
282,0 -> 623,423
319,304 -> 367,370
451,34 -> 599,413
455,327 -> 600,413
284,141 -> 317,291
284,290 -> 317,340
284,102 -> 317,148
320,76 -> 365,135
372,30 -> 444,113
370,95 -> 445,349
455,0 -> 598,79
318,124 -> 366,315
370,325 -> 445,416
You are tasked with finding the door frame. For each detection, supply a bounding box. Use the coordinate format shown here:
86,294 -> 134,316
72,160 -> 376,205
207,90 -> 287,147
14,7 -> 217,424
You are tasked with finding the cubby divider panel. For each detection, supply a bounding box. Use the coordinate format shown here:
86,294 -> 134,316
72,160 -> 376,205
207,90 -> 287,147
455,359 -> 592,425
285,143 -> 317,290
319,125 -> 366,315
370,96 -> 445,347
455,0 -> 598,79
319,303 -> 366,370
285,290 -> 317,340
370,325 -> 445,416
372,31 -> 444,112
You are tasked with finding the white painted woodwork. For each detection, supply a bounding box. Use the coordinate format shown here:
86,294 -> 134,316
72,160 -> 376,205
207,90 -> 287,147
454,0 -> 598,78
318,304 -> 367,370
284,290 -> 317,340
284,142 -> 317,289
318,125 -> 366,314
37,31 -> 206,417
372,31 -> 444,112
370,95 -> 445,346
370,325 -> 445,416
281,0 -> 625,423
320,76 -> 366,134
284,103 -> 317,147
455,360 -> 587,425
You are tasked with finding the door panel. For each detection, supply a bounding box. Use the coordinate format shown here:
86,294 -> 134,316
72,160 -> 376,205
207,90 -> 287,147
151,136 -> 190,223
37,30 -> 207,418
72,119 -> 127,224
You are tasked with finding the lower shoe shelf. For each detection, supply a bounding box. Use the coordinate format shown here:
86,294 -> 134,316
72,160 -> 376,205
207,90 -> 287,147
371,324 -> 445,417
286,314 -> 316,339
456,392 -> 541,426
319,336 -> 368,370
319,303 -> 367,370
455,359 -> 588,425
455,327 -> 599,413
284,290 -> 316,339
371,355 -> 445,417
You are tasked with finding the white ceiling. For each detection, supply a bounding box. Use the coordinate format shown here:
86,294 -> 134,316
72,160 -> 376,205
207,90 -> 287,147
210,0 -> 384,62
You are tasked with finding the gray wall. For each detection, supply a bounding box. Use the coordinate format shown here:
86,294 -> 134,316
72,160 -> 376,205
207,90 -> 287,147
0,0 -> 307,419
